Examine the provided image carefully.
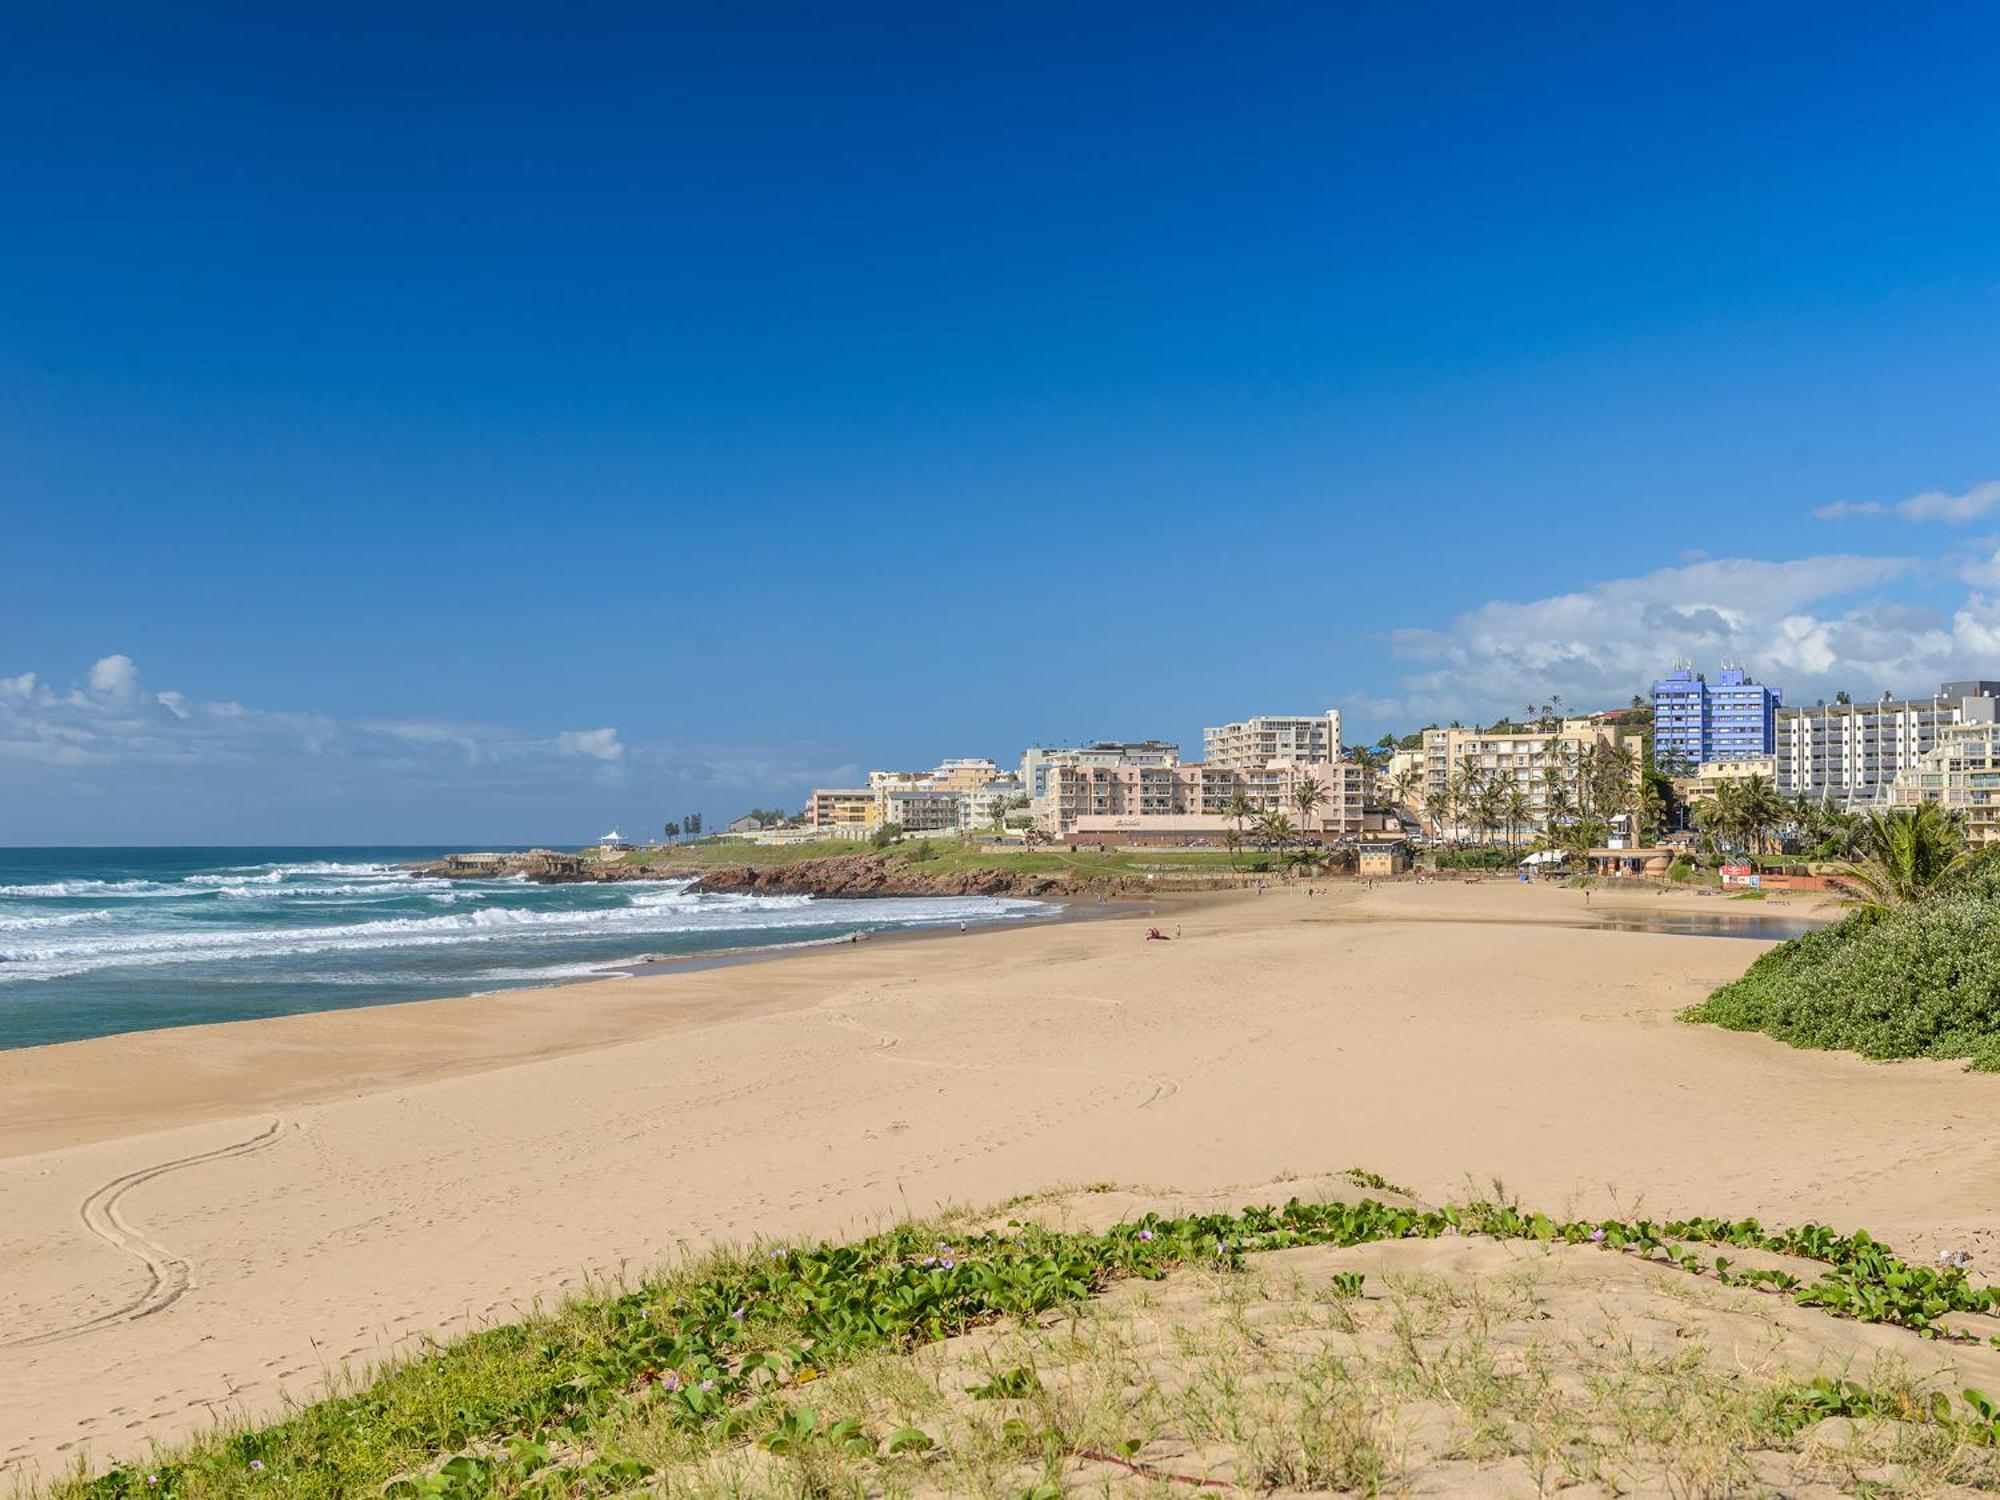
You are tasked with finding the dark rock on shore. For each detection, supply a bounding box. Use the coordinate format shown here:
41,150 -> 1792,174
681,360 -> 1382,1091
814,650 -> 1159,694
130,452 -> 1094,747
408,849 -> 1108,899
689,854 -> 1092,900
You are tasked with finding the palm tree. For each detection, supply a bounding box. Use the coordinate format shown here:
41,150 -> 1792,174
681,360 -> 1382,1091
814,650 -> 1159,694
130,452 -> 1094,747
1473,782 -> 1504,848
1554,816 -> 1609,869
1451,759 -> 1487,844
1386,766 -> 1420,812
1597,743 -> 1640,843
1256,809 -> 1296,867
1422,790 -> 1451,843
1222,792 -> 1257,863
1636,778 -> 1667,845
1736,775 -> 1785,856
1543,783 -> 1576,843
1290,775 -> 1326,833
1502,781 -> 1533,851
1830,804 -> 1969,909
1693,783 -> 1742,855
1808,802 -> 1864,860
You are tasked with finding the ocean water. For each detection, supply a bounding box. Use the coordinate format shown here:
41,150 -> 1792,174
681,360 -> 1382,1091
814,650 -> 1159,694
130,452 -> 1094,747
0,847 -> 1048,1050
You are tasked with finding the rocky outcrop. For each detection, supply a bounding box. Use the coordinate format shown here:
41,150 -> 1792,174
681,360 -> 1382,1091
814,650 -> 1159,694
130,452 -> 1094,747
688,855 -> 1098,900
409,850 -> 1113,899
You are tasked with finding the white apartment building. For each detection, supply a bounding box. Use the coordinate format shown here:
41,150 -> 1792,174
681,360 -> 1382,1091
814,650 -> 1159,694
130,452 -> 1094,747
959,774 -> 1026,832
1419,719 -> 1643,841
878,785 -> 962,833
1203,711 -> 1344,770
1890,719 -> 2000,844
1776,682 -> 2000,806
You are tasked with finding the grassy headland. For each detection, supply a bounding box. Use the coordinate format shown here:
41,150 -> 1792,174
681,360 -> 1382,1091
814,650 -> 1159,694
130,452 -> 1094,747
614,842 -> 1257,880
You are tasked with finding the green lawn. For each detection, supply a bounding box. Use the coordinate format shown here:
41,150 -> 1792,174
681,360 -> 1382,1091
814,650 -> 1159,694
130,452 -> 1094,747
601,841 -> 1266,879
885,843 -> 1259,880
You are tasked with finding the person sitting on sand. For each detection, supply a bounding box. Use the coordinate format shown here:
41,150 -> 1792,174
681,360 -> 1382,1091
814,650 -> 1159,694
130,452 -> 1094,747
1145,926 -> 1168,941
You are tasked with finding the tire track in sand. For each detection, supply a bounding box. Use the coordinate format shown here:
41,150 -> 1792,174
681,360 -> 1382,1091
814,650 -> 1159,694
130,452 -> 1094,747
4,1118 -> 288,1349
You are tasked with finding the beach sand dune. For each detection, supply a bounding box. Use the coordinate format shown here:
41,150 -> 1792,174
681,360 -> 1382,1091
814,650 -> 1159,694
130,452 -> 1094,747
4,881 -> 1997,1484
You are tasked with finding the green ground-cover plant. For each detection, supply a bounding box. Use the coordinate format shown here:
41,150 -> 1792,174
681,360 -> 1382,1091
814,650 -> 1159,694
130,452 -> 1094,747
52,1187 -> 2000,1500
1684,890 -> 2000,1068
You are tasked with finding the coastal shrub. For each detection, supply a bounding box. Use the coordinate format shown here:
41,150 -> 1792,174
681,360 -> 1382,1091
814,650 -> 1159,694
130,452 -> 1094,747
1683,893 -> 2000,1068
1667,859 -> 1694,883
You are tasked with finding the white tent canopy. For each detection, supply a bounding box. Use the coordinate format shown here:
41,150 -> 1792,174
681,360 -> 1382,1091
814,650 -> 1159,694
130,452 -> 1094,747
1518,849 -> 1566,866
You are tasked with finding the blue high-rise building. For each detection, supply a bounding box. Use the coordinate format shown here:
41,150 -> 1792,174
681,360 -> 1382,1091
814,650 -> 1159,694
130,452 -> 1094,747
1651,662 -> 1781,771
1653,663 -> 1707,771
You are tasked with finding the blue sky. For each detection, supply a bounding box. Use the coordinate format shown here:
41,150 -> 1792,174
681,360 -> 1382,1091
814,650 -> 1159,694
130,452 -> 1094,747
4,3 -> 1999,843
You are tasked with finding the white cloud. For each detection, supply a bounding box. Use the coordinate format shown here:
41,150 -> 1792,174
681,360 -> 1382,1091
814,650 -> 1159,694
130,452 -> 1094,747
1819,481 -> 2000,525
556,727 -> 625,763
88,653 -> 139,700
1897,480 -> 2000,524
0,656 -> 845,834
1356,550 -> 2000,727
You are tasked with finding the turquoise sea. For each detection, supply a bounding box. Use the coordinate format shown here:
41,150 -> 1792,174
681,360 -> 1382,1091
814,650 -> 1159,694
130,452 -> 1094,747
0,847 -> 1047,1050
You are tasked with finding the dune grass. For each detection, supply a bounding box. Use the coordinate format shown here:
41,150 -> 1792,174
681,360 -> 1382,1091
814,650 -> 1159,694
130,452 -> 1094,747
34,1183 -> 2000,1500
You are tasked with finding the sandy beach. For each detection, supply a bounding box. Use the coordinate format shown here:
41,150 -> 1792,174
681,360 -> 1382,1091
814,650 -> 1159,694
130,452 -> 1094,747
6,879 -> 2000,1485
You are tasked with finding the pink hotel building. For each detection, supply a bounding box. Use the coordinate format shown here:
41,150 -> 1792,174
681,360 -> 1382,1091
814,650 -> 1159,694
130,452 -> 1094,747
1042,757 -> 1370,844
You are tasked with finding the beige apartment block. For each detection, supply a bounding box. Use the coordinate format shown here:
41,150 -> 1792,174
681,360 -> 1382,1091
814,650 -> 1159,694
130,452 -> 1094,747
1047,758 -> 1369,842
1203,711 -> 1344,769
1890,720 -> 2000,844
1419,719 -> 1642,841
930,758 -> 1000,790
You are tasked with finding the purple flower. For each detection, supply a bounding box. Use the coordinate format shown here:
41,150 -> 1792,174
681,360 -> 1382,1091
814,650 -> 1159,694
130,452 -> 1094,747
1138,1230 -> 1155,1242
249,1460 -> 265,1473
662,1371 -> 682,1391
940,1257 -> 955,1269
731,1307 -> 745,1320
700,1378 -> 716,1392
1589,1227 -> 1606,1243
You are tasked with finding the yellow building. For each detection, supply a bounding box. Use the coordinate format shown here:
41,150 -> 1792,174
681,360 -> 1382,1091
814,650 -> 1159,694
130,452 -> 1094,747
1686,755 -> 1779,803
808,788 -> 880,832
